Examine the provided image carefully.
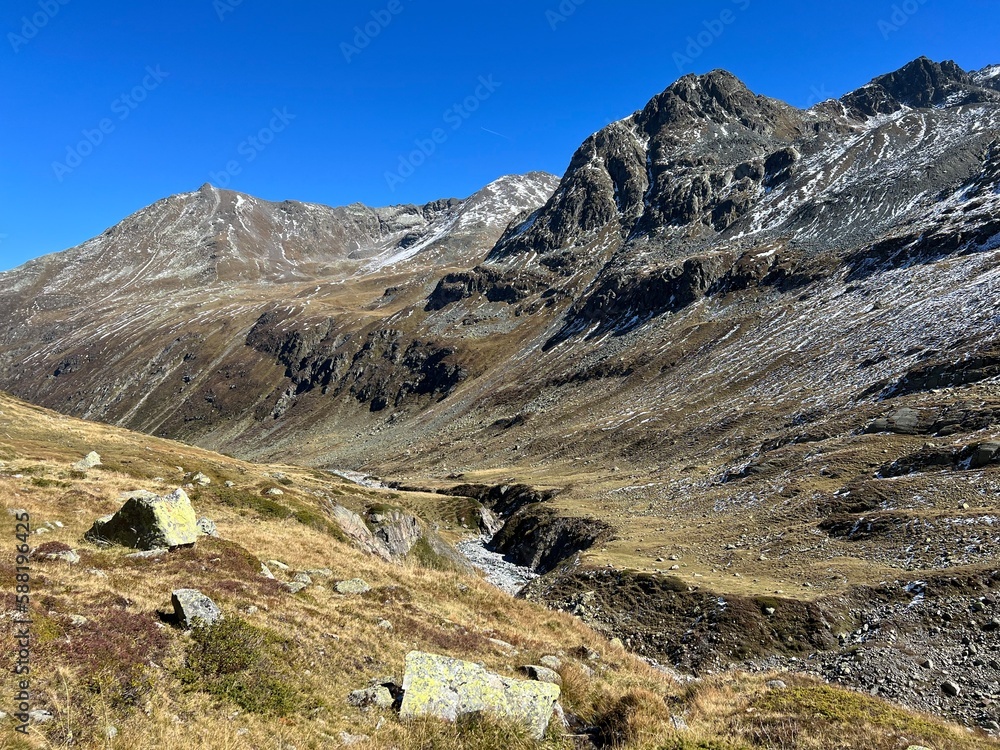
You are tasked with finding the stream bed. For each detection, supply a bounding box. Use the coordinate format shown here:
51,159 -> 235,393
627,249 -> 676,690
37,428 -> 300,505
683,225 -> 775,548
456,536 -> 537,596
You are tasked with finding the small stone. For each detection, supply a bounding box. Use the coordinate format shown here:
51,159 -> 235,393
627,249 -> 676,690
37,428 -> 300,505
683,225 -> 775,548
224,481 -> 235,488
488,638 -> 516,654
919,658 -> 933,669
104,726 -> 118,740
377,619 -> 393,631
196,518 -> 218,536
264,488 -> 284,496
292,572 -> 312,586
540,655 -> 562,671
284,582 -> 308,594
39,548 -> 81,565
983,720 -> 1000,731
609,637 -> 625,651
338,732 -> 370,746
191,472 -> 212,486
764,607 -> 776,617
347,686 -> 394,710
335,578 -> 371,595
767,679 -> 787,690
171,589 -> 222,629
267,559 -> 290,571
68,615 -> 88,627
260,563 -> 275,579
519,665 -> 562,686
304,568 -> 334,578
942,680 -> 961,697
126,548 -> 168,560
29,710 -> 55,723
671,714 -> 689,731
34,528 -> 49,535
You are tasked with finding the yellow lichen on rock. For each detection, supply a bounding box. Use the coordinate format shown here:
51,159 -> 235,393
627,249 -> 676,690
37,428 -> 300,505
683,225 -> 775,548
85,488 -> 199,549
399,650 -> 560,739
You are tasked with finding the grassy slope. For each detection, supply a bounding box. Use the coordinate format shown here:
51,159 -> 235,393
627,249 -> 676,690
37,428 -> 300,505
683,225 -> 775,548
0,392 -> 994,750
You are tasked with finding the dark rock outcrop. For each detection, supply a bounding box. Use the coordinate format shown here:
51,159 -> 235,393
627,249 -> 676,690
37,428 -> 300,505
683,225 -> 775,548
489,506 -> 614,574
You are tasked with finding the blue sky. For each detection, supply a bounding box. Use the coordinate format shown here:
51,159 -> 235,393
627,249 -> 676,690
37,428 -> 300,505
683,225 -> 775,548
1,0 -> 998,271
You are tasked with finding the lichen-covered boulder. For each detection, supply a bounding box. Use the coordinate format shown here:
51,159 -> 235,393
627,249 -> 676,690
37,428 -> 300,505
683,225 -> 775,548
171,588 -> 222,628
85,489 -> 198,550
400,651 -> 560,739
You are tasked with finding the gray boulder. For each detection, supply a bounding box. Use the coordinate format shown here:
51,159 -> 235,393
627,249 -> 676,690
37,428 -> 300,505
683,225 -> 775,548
335,578 -> 371,595
85,489 -> 198,550
969,442 -> 1000,469
539,655 -> 562,671
196,517 -> 218,536
519,664 -> 563,686
171,589 -> 222,629
73,451 -> 102,471
400,651 -> 560,739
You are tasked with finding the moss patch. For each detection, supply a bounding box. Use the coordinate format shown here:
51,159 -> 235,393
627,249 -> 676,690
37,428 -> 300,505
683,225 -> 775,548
177,617 -> 309,716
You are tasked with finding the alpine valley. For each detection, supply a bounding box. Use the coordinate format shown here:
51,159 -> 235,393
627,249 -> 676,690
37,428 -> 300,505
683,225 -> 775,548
4,57 -> 1000,748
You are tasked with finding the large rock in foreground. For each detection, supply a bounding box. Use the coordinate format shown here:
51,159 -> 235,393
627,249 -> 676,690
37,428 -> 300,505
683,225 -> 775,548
400,651 -> 560,739
85,489 -> 198,550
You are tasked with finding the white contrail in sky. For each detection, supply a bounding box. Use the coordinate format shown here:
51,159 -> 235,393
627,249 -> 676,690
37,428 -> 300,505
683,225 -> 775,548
481,127 -> 512,141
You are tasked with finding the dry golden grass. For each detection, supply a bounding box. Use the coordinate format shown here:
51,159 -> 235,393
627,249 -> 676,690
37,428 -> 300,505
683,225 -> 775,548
1,392 -> 996,749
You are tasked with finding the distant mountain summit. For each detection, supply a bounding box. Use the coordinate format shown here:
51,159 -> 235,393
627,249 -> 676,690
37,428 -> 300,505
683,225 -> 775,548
841,56 -> 1000,117
0,57 -> 996,468
2,173 -> 558,301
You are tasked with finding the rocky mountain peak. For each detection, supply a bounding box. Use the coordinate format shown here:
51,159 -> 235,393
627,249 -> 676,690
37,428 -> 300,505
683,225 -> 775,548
841,56 -> 1000,118
637,69 -> 794,136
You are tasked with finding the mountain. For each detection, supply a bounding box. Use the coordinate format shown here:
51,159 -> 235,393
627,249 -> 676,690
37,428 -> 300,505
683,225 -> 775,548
3,57 -> 1000,732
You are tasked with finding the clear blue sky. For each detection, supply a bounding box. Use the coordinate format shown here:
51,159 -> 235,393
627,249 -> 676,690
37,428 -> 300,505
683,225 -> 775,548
2,0 -> 998,271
